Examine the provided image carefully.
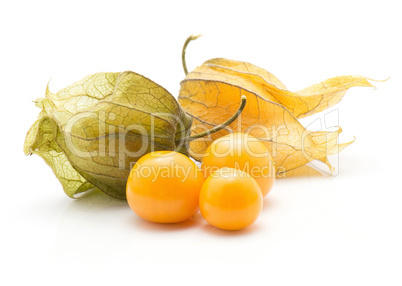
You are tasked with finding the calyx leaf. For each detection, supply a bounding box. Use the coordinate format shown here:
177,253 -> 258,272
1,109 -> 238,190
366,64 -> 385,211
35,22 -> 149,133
24,71 -> 193,199
178,42 -> 374,175
188,58 -> 375,118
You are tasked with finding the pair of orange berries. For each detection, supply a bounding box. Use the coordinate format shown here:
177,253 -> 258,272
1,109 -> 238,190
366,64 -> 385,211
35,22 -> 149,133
126,133 -> 275,230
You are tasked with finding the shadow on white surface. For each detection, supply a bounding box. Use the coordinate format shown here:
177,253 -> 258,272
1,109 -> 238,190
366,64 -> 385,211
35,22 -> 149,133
130,213 -> 202,232
262,196 -> 279,213
200,221 -> 261,237
71,188 -> 128,209
128,207 -> 267,236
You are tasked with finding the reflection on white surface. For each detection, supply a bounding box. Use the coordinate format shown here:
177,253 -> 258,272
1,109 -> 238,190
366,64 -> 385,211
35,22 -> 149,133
48,188 -> 269,267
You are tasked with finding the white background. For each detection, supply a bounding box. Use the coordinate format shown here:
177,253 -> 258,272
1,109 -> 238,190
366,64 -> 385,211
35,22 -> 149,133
1,0 -> 401,285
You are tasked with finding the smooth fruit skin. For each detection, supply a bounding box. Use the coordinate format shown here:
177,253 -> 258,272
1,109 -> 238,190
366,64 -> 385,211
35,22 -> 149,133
202,133 -> 275,197
126,151 -> 204,223
199,168 -> 263,230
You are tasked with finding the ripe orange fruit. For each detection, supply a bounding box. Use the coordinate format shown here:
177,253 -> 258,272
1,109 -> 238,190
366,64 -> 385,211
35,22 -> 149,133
199,168 -> 263,230
202,133 -> 275,197
126,151 -> 204,223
